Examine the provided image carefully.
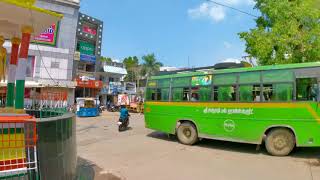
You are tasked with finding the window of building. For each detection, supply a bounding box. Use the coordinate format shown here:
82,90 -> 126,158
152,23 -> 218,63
51,62 -> 60,69
217,86 -> 237,102
78,63 -> 85,70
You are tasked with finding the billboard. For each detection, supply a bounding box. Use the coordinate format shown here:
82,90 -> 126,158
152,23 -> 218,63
80,54 -> 96,63
82,25 -> 97,36
124,82 -> 136,94
109,82 -> 123,95
33,23 -> 59,46
78,41 -> 95,55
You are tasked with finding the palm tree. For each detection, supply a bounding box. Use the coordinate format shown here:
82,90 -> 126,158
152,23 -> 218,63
141,53 -> 163,78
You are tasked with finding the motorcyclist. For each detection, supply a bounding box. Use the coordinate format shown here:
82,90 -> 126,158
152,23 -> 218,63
119,105 -> 129,122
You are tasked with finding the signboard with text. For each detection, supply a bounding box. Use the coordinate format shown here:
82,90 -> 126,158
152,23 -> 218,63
80,54 -> 96,63
82,25 -> 97,36
33,23 -> 59,46
76,79 -> 103,89
78,41 -> 95,55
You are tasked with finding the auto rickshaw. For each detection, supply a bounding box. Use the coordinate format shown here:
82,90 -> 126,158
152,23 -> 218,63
76,97 -> 100,117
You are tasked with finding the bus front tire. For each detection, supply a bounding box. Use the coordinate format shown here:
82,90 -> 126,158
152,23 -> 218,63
177,122 -> 198,145
265,128 -> 295,156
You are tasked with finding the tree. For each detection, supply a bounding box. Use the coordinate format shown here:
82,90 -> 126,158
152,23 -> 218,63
141,53 -> 163,77
100,56 -> 112,63
123,56 -> 139,82
239,0 -> 320,65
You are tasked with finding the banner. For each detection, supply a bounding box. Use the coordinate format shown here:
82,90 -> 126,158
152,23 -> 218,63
33,23 -> 59,46
192,75 -> 212,86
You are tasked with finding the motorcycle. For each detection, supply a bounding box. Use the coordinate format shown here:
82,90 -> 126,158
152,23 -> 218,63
107,104 -> 120,112
118,116 -> 129,132
99,105 -> 105,113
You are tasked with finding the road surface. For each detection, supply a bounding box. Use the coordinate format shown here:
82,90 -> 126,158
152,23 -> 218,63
76,112 -> 320,180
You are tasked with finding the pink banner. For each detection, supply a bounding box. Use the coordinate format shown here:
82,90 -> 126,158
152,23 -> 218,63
34,24 -> 57,45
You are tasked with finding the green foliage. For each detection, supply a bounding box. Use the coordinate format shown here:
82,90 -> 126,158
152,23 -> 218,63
123,56 -> 139,82
141,53 -> 163,77
239,0 -> 320,65
100,56 -> 112,63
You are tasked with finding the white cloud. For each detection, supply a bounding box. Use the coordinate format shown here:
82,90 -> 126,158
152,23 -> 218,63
188,0 -> 255,23
223,41 -> 232,49
188,2 -> 225,22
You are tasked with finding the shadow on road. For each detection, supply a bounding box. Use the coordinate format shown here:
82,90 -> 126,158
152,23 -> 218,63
76,157 -> 122,180
147,131 -> 320,160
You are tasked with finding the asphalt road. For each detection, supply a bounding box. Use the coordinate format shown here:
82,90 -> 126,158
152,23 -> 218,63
76,111 -> 320,180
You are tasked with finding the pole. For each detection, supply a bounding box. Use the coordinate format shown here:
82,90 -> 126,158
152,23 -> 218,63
15,26 -> 33,112
6,37 -> 20,108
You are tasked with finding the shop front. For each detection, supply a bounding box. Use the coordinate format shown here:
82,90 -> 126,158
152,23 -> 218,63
75,78 -> 103,102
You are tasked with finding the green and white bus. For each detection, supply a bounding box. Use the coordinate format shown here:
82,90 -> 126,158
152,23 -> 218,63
144,62 -> 320,156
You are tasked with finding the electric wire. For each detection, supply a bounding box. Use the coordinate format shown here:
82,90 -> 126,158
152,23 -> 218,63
206,0 -> 259,18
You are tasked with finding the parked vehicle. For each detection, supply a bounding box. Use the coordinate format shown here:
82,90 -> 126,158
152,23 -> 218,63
107,104 -> 120,112
76,98 -> 100,117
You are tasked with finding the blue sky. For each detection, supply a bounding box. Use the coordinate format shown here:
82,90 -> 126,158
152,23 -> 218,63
80,0 -> 259,67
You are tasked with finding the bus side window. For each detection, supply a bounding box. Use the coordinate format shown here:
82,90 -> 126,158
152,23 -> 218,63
191,86 -> 211,102
296,78 -> 318,101
218,86 -> 237,102
160,88 -> 169,101
262,84 -> 293,101
239,85 -> 261,102
172,87 -> 190,101
146,88 -> 157,101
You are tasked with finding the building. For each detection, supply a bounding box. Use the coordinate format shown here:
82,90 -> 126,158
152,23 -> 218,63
74,12 -> 104,102
97,60 -> 127,105
2,0 -> 80,107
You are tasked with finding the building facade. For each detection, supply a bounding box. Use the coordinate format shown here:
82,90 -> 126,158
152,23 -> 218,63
97,60 -> 127,105
74,12 -> 104,102
2,0 -> 80,107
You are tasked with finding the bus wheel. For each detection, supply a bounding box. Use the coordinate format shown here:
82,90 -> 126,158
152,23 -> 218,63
265,128 -> 295,156
177,122 -> 198,145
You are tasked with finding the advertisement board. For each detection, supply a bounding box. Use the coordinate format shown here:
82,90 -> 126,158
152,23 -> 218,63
191,75 -> 212,86
109,82 -> 123,95
80,54 -> 96,63
82,25 -> 97,36
76,79 -> 103,89
118,94 -> 129,105
78,41 -> 95,55
124,82 -> 136,94
33,23 -> 59,46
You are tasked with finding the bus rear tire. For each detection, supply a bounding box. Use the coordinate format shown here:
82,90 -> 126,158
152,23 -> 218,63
265,128 -> 295,156
177,122 -> 198,145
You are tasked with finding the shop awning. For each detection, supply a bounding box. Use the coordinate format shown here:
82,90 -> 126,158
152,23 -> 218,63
0,0 -> 63,39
